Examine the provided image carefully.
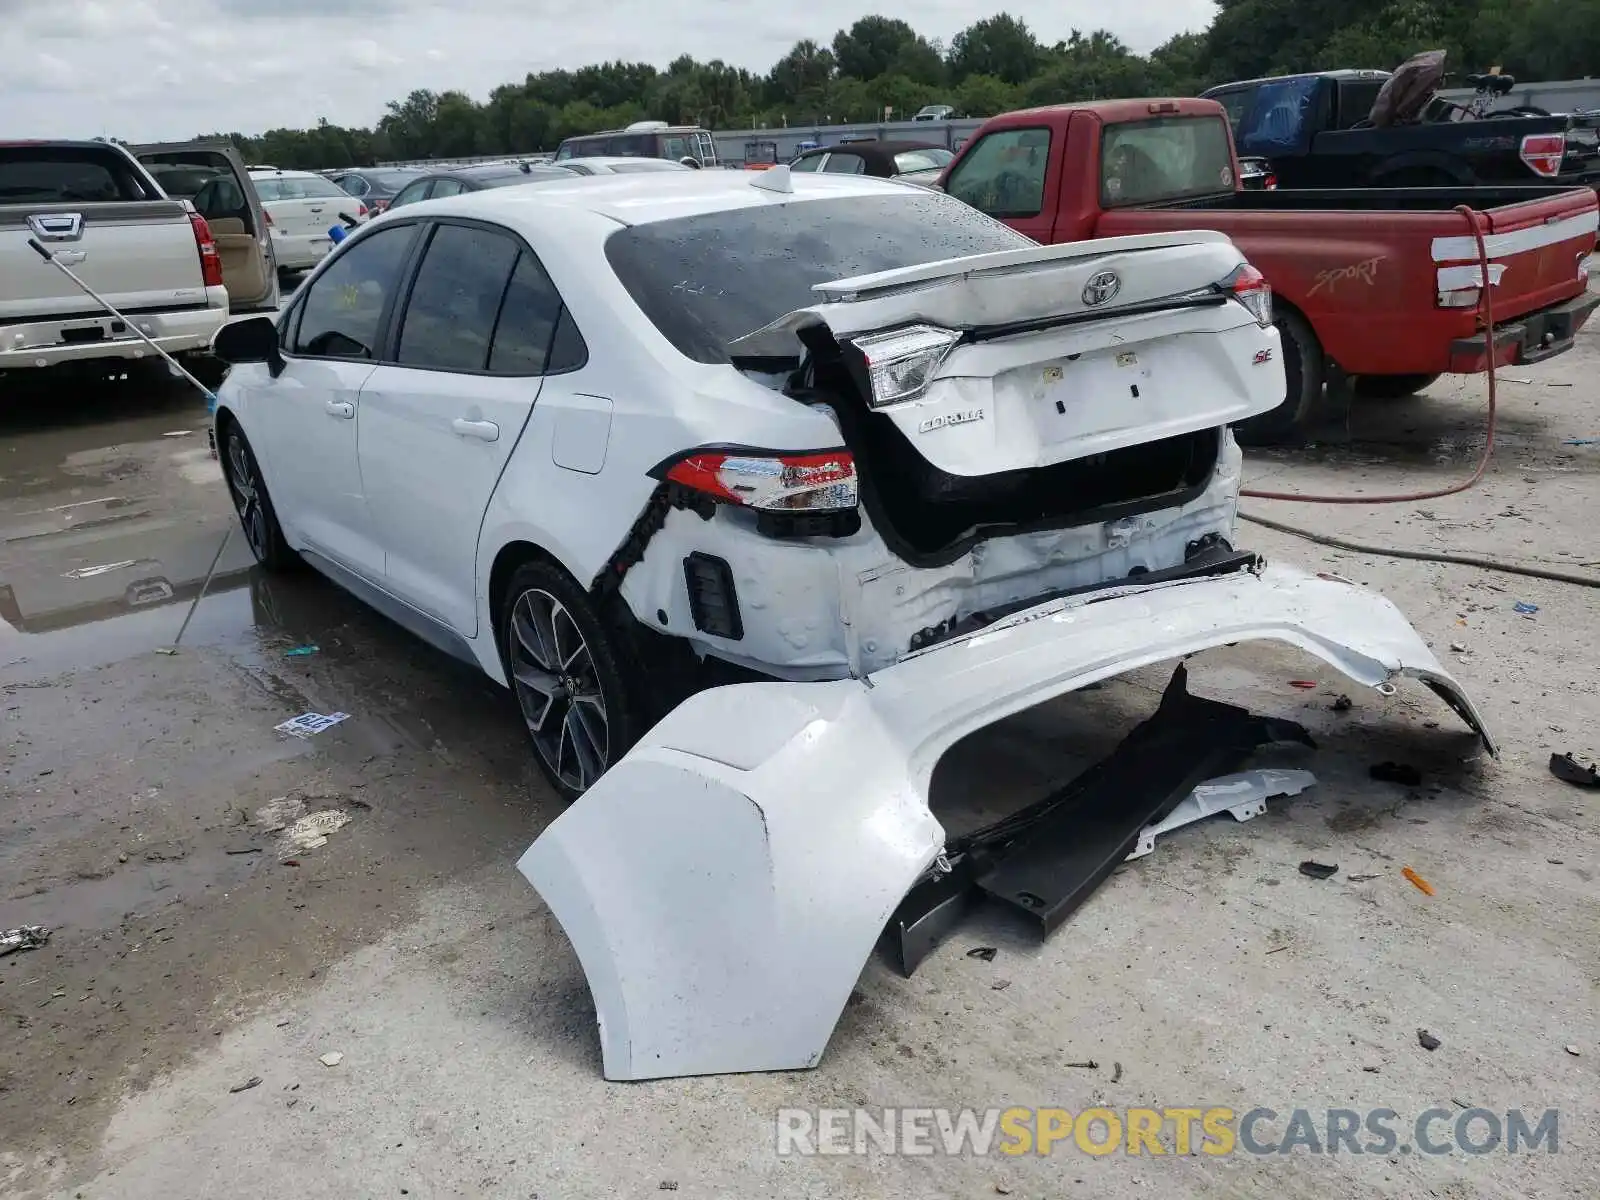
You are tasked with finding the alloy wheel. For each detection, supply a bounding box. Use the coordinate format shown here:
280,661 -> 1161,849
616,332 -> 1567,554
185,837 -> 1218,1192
508,587 -> 610,792
225,431 -> 271,562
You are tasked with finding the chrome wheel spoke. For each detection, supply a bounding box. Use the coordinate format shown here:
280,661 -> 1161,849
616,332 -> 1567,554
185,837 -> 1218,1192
508,586 -> 611,793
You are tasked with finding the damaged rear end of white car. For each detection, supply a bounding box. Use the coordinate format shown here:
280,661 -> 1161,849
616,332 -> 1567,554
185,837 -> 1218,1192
517,188 -> 1493,1082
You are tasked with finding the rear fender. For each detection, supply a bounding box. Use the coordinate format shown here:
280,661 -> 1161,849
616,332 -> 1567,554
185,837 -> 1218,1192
518,564 -> 1492,1080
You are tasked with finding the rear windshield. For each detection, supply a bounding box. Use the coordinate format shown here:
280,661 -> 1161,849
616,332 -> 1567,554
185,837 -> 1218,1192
895,148 -> 952,173
0,145 -> 155,203
469,166 -> 577,187
254,175 -> 350,201
604,192 -> 1031,363
1100,116 -> 1236,207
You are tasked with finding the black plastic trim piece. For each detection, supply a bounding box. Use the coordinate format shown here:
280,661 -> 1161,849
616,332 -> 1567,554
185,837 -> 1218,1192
683,552 -> 744,640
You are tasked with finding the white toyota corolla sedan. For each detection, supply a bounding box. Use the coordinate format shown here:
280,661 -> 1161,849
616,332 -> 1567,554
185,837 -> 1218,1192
210,168 -> 1490,814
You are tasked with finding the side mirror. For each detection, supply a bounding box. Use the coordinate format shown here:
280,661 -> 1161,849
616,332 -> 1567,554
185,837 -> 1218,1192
213,315 -> 284,377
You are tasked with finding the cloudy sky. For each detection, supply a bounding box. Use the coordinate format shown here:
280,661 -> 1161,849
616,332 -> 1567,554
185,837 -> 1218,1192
2,0 -> 1216,141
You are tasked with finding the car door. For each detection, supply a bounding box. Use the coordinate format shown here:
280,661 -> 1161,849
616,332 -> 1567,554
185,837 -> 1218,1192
357,220 -> 577,636
942,125 -> 1060,243
132,139 -> 277,311
254,221 -> 422,581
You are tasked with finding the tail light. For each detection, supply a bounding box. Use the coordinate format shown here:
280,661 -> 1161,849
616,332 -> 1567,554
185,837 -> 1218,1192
844,324 -> 961,408
1217,263 -> 1272,327
188,211 -> 225,288
1520,133 -> 1565,178
658,449 -> 857,511
1263,172 -> 1278,190
263,209 -> 274,227
357,202 -> 368,218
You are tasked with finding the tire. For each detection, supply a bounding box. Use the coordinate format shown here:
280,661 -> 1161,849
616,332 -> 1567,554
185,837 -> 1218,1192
1233,309 -> 1325,447
499,559 -> 649,802
219,420 -> 299,571
1354,373 -> 1442,401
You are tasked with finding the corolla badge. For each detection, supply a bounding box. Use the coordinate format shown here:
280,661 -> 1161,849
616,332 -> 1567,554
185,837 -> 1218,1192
918,409 -> 985,433
1082,270 -> 1121,307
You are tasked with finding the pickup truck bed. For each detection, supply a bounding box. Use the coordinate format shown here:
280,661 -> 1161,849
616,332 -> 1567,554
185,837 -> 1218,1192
0,141 -> 229,374
941,99 -> 1599,441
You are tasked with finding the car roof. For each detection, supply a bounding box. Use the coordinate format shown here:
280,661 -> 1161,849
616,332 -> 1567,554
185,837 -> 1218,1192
248,167 -> 324,179
411,169 -> 934,228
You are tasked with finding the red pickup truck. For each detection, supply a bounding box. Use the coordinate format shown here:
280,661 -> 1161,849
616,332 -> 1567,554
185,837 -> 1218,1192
939,98 -> 1599,442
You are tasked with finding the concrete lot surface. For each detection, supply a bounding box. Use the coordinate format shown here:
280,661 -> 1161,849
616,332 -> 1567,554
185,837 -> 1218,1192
2,332 -> 1597,1198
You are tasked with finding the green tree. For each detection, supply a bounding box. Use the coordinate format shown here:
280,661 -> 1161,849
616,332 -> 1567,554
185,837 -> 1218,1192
833,16 -> 935,81
953,73 -> 1021,117
949,14 -> 1042,85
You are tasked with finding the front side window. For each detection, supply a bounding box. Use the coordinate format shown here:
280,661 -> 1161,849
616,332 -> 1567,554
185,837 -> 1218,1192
789,153 -> 823,172
429,179 -> 465,198
660,135 -> 690,159
291,224 -> 419,359
944,127 -> 1050,218
396,224 -> 521,372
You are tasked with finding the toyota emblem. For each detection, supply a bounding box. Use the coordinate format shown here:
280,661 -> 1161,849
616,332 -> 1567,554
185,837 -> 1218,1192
1082,270 -> 1121,307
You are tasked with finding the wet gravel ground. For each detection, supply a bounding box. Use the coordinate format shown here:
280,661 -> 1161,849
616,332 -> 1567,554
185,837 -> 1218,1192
2,329 -> 1598,1198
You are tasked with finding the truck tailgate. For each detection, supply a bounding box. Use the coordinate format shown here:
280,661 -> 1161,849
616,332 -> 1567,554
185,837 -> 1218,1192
0,202 -> 208,323
1433,188 -> 1599,316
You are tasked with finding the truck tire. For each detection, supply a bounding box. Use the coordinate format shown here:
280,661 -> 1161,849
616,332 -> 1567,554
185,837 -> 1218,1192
1355,373 -> 1442,401
1233,309 -> 1324,447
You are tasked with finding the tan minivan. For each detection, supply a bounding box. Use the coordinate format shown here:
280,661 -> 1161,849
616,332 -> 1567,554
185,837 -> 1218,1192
131,140 -> 279,313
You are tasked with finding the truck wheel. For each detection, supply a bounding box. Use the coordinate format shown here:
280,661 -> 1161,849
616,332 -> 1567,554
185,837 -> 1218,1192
1233,310 -> 1324,447
1354,373 -> 1442,401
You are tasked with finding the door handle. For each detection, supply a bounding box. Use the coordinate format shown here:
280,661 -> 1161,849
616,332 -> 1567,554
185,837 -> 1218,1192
451,417 -> 500,442
325,400 -> 354,419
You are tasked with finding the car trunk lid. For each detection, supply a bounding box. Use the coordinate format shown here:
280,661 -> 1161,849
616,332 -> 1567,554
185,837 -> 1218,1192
730,231 -> 1283,479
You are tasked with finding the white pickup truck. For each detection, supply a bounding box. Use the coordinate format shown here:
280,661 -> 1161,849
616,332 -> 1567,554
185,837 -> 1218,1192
0,139 -> 275,376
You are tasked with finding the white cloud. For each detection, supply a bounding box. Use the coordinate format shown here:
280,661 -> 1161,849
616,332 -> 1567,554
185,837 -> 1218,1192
0,0 -> 1216,140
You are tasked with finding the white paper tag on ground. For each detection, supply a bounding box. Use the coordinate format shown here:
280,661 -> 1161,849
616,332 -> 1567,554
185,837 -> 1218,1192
275,711 -> 350,738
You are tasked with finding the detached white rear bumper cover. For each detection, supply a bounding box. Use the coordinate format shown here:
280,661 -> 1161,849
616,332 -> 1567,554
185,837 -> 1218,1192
517,565 -> 1492,1081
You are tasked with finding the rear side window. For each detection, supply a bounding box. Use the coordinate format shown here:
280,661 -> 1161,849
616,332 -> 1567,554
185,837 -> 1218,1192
488,252 -> 584,374
388,180 -> 432,209
789,154 -> 823,172
944,127 -> 1050,218
0,146 -> 154,203
605,192 -> 1030,364
1101,116 -> 1236,206
292,223 -> 419,359
1234,78 -> 1320,157
823,153 -> 866,174
397,224 -> 521,372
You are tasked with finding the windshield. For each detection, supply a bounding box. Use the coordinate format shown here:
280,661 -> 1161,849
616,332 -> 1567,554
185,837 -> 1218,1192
253,174 -> 352,201
0,146 -> 155,203
604,192 -> 1031,363
1100,116 -> 1236,207
894,148 -> 953,173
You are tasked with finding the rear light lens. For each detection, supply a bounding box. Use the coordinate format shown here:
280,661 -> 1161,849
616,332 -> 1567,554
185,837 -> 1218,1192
357,202 -> 368,218
188,211 -> 225,288
1520,133 -> 1565,178
845,324 -> 961,408
1218,263 -> 1272,327
659,449 -> 858,513
263,209 -> 274,227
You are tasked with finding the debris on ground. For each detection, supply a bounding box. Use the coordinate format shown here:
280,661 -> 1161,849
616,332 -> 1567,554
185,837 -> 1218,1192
284,645 -> 320,657
658,1183 -> 678,1192
0,926 -> 50,956
1064,1060 -> 1099,1070
1331,694 -> 1353,712
1563,436 -> 1599,445
991,979 -> 1011,991
62,560 -> 137,579
1513,601 -> 1539,616
280,811 -> 352,854
1417,1029 -> 1442,1051
1566,1045 -> 1581,1056
162,430 -> 194,438
965,946 -> 997,962
1288,680 -> 1317,689
1370,761 -> 1423,786
1402,867 -> 1436,896
1111,1062 -> 1123,1083
1347,873 -> 1381,882
274,711 -> 350,738
1298,861 -> 1339,880
319,1052 -> 344,1067
229,1077 -> 263,1094
1549,752 -> 1600,789
1449,642 -> 1469,653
